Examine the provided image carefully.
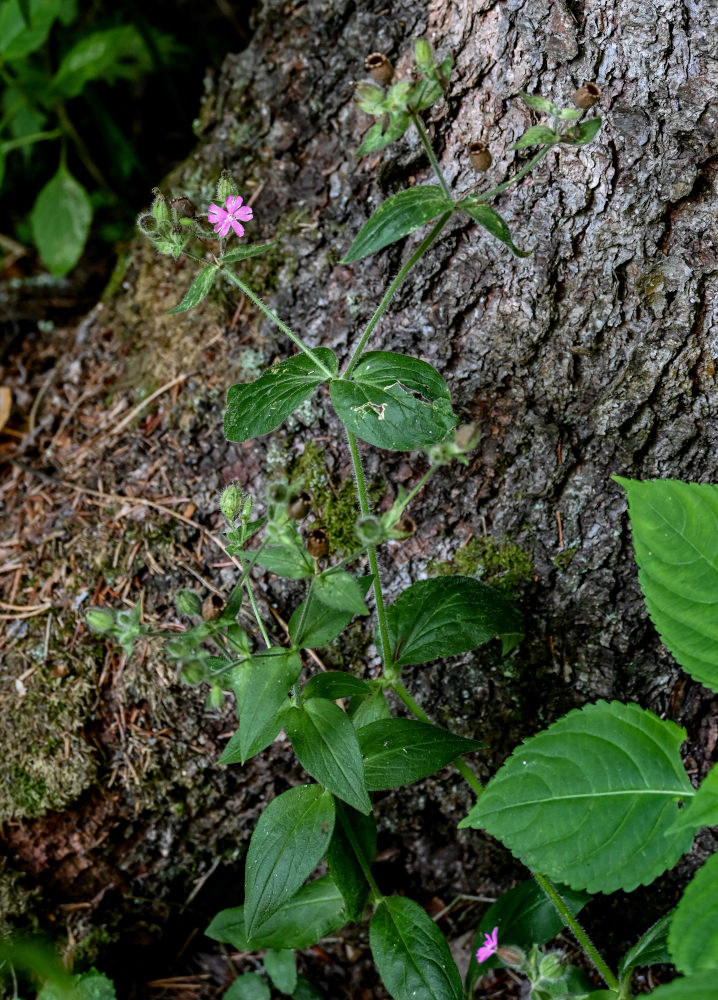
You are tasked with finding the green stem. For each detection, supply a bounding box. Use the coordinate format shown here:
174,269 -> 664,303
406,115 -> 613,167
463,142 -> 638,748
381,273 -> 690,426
534,873 -> 620,992
342,212 -> 452,377
346,430 -> 394,675
475,145 -> 553,202
396,465 -> 437,515
237,553 -> 271,648
0,129 -> 62,154
391,679 -> 484,795
222,268 -> 335,378
54,101 -> 116,196
411,111 -> 453,202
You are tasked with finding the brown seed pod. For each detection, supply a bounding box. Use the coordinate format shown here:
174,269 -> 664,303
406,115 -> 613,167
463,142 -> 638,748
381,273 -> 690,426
365,52 -> 394,86
468,140 -> 492,172
288,491 -> 312,520
306,528 -> 329,559
573,82 -> 601,109
202,593 -> 225,621
395,516 -> 416,536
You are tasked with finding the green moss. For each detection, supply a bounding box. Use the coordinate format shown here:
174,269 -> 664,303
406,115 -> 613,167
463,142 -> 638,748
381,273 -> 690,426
553,545 -> 579,571
427,536 -> 533,597
290,442 -> 362,554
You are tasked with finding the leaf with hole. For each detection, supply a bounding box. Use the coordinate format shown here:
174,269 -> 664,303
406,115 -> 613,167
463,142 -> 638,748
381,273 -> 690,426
358,719 -> 482,790
343,187 -> 454,262
225,348 -> 337,442
459,700 -> 695,893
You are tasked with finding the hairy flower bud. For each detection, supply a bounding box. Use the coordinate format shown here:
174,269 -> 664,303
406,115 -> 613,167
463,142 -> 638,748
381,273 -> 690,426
496,945 -> 526,968
468,141 -> 492,172
220,481 -> 245,523
414,37 -> 434,73
538,952 -> 565,981
306,527 -> 329,559
573,82 -> 601,109
365,52 -> 393,86
175,590 -> 203,617
151,187 -> 170,224
217,170 -> 239,203
85,608 -> 115,634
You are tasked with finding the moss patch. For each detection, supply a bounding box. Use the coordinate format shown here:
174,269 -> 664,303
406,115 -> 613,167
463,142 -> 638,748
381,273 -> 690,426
428,536 -> 533,597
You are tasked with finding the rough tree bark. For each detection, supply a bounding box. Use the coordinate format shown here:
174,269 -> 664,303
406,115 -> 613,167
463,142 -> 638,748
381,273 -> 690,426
1,0 -> 716,996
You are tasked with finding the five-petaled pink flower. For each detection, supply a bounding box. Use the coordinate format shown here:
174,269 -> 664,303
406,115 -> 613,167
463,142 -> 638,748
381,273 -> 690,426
476,926 -> 499,963
207,195 -> 253,238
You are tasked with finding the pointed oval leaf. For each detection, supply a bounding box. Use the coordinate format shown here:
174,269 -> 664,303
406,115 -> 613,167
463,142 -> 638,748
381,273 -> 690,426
263,950 -> 297,995
225,348 -> 337,442
326,803 -> 376,922
290,576 -> 374,647
222,242 -> 274,263
510,124 -> 558,149
358,718 -> 482,790
223,974 -> 270,1000
616,478 -> 718,692
244,785 -> 335,939
286,699 -> 371,814
330,351 -> 456,451
343,187 -> 454,262
234,648 -> 301,764
519,91 -> 557,114
314,570 -> 370,614
206,906 -> 250,951
384,576 -> 523,666
459,701 -> 695,893
31,165 -> 92,276
241,542 -> 315,580
458,197 -> 530,258
668,762 -> 718,836
168,265 -> 219,313
619,911 -> 673,979
570,117 -> 602,145
669,853 -> 718,974
370,896 -> 463,1000
303,672 -> 373,701
357,112 -> 411,156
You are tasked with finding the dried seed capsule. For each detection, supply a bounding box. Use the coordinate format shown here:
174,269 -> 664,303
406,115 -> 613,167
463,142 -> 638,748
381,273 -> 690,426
306,528 -> 329,559
202,594 -> 225,621
365,52 -> 394,86
468,141 -> 492,172
394,516 -> 416,536
573,82 -> 601,109
288,491 -> 312,520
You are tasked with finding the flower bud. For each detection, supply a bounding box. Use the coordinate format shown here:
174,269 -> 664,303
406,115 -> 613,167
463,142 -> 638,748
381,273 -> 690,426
496,945 -> 526,968
468,141 -> 492,172
170,195 -> 196,220
355,514 -> 383,545
538,952 -> 565,981
573,82 -> 601,109
414,38 -> 434,73
220,481 -> 245,523
217,170 -> 239,203
85,608 -> 116,634
151,188 -> 170,224
136,212 -> 158,237
306,527 -> 329,559
207,684 -> 224,709
175,590 -> 203,617
288,491 -> 312,520
267,481 -> 290,504
365,52 -> 393,86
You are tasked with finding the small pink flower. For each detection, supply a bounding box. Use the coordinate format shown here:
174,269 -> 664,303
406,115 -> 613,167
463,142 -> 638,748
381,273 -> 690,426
207,195 -> 253,238
476,926 -> 499,963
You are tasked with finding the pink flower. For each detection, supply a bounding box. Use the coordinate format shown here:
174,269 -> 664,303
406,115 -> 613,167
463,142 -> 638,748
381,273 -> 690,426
207,195 -> 253,238
476,926 -> 499,963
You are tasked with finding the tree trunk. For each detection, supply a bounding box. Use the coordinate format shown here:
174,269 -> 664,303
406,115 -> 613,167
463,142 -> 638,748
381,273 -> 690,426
1,0 -> 716,995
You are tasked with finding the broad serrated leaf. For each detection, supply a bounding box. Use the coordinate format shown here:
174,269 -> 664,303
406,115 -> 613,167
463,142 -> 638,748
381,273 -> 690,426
168,265 -> 219,313
648,970 -> 718,999
669,853 -> 718,974
286,699 -> 371,813
616,478 -> 718,692
510,124 -> 558,149
519,91 -> 557,114
459,700 -> 695,893
619,911 -> 673,979
466,880 -> 588,990
222,242 -> 274,263
263,950 -> 297,995
314,570 -> 370,614
223,974 -> 270,1000
326,803 -> 376,922
358,719 -> 482,790
244,786 -> 335,939
330,351 -> 456,451
290,576 -> 373,647
370,896 -> 463,1000
225,348 -> 337,442
384,576 -> 523,666
343,187 -> 454,262
31,165 -> 92,276
458,196 -> 530,257
668,763 -> 718,835
356,112 -> 411,156
303,672 -> 373,701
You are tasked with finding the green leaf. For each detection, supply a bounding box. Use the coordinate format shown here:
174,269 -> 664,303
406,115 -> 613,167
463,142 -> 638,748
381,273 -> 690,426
370,896 -> 463,1000
30,165 -> 92,276
668,763 -> 718,835
408,77 -> 444,111
219,648 -> 301,764
290,576 -> 374,647
286,699 -> 371,813
244,785 -> 335,939
0,0 -> 62,60
292,977 -> 324,1000
330,351 -> 456,451
207,875 -> 345,952
558,107 -> 582,120
519,91 -> 557,114
222,242 -> 274,263
458,197 -> 530,257
38,971 -> 117,1000
384,576 -> 523,666
356,112 -> 411,156
648,970 -> 718,999
223,974 -> 270,1000
303,672 -> 373,701
242,539 -> 315,580
510,124 -> 558,149
459,700 -> 695,893
616,478 -> 718,691
465,880 -> 588,990
343,187 -> 454,262
358,719 -> 482,790
263,950 -> 297,995
225,349 -> 337,442
326,802 -> 376,922
568,117 -> 602,145
669,853 -> 718,974
348,689 -> 392,728
168,265 -> 219,313
313,570 -> 370,615
618,911 -> 673,980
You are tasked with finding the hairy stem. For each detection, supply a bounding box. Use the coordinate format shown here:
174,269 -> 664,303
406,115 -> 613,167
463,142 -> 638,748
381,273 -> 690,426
411,111 -> 453,202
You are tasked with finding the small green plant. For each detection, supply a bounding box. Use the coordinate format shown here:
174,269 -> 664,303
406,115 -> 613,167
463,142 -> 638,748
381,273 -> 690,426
84,37 -> 718,1000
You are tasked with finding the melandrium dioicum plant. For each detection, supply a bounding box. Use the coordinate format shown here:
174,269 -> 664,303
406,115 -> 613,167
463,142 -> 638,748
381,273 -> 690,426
84,40 -> 718,1000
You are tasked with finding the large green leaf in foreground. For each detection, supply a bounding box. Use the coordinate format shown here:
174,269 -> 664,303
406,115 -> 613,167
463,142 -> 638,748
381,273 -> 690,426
669,852 -> 718,974
459,701 -> 694,893
342,186 -> 454,262
617,478 -> 718,692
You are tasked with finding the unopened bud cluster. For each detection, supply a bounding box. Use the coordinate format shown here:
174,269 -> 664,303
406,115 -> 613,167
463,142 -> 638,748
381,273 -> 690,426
428,423 -> 480,465
356,37 -> 453,127
137,173 -> 242,257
